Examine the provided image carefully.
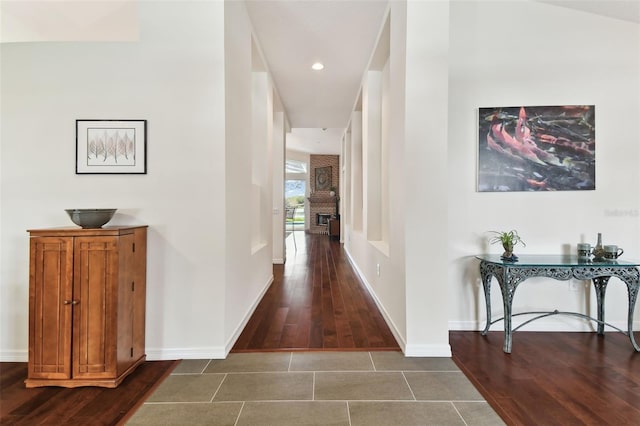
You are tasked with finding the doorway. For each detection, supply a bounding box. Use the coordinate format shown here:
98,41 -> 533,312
285,179 -> 305,232
285,158 -> 308,250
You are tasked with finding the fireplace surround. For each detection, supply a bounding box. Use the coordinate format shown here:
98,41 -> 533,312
307,154 -> 340,234
316,213 -> 332,226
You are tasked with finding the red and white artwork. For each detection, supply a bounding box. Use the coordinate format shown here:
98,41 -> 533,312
478,105 -> 595,192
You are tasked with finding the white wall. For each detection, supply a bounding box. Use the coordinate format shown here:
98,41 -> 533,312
272,111 -> 286,264
344,0 -> 453,356
1,0 -> 279,361
345,2 -> 403,354
447,1 -> 640,331
4,0 -> 637,362
0,1 -> 228,360
403,0 -> 450,355
344,0 -> 640,358
223,0 -> 275,353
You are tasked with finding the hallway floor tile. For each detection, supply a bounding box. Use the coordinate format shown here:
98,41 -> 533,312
127,351 -> 504,425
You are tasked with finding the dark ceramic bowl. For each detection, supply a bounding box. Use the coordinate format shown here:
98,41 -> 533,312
65,209 -> 117,228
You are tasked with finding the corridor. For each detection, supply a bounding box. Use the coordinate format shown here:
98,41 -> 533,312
232,233 -> 400,351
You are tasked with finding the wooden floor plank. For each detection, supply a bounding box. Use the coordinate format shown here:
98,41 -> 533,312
232,233 -> 400,351
451,331 -> 640,425
0,360 -> 178,425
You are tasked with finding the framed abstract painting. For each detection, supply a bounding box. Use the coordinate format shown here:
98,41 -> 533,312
477,105 -> 594,192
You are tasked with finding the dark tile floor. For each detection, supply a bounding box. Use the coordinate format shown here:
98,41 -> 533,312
127,351 -> 504,425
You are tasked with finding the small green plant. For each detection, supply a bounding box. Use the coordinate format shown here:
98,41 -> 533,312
489,230 -> 526,254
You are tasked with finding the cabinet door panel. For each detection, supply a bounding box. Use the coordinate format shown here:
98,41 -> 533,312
29,238 -> 73,379
116,233 -> 134,375
72,237 -> 118,379
132,228 -> 147,360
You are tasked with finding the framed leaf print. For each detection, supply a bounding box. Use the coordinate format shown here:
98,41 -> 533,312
76,119 -> 147,174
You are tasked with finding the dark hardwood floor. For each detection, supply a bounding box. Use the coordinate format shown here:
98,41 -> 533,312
232,232 -> 400,351
451,330 -> 640,425
6,232 -> 636,425
235,231 -> 640,423
0,360 -> 177,425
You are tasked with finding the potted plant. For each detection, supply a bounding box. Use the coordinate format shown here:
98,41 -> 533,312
489,229 -> 525,260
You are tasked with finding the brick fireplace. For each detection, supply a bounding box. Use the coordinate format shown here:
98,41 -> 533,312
316,213 -> 332,226
308,154 -> 339,234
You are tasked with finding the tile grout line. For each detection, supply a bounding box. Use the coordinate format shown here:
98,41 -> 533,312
450,401 -> 470,426
233,401 -> 246,426
312,371 -> 316,401
401,371 -> 417,401
346,400 -> 352,426
202,359 -> 213,374
144,401 -> 228,405
209,373 -> 227,403
368,351 -> 376,371
288,352 -> 293,371
151,399 -> 481,404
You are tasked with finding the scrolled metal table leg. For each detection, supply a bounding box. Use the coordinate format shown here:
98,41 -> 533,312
624,275 -> 640,352
592,277 -> 610,335
480,261 -> 492,335
501,285 -> 515,354
498,269 -> 516,354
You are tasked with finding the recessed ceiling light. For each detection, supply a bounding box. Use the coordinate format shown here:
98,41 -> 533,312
311,62 -> 324,71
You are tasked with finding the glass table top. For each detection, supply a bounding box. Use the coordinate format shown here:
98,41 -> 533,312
476,254 -> 640,267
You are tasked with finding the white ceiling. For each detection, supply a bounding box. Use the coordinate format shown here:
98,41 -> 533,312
3,0 -> 636,156
245,0 -> 638,155
245,0 -> 389,130
0,0 -> 139,42
286,127 -> 345,155
535,0 -> 640,24
245,0 -> 388,155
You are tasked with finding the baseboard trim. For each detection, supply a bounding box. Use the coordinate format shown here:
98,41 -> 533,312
448,319 -> 640,332
404,344 -> 452,357
0,350 -> 27,362
224,275 -> 275,355
146,347 -> 226,360
343,247 -> 407,353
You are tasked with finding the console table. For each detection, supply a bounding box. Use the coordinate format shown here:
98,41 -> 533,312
476,254 -> 640,353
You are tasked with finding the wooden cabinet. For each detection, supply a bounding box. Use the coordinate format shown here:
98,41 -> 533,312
25,226 -> 147,388
328,218 -> 340,240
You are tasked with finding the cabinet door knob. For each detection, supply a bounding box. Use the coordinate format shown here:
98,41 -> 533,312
63,300 -> 79,305
63,300 -> 72,305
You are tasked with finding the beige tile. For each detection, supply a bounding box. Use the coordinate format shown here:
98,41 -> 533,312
349,401 -> 466,426
126,402 -> 241,426
290,351 -> 374,371
236,401 -> 349,426
172,359 -> 210,374
314,372 -> 414,400
146,374 -> 226,402
404,372 -> 484,401
205,352 -> 291,373
454,401 -> 506,426
371,351 -> 459,371
213,372 -> 313,401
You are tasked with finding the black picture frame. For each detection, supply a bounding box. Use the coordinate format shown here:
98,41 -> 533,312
76,119 -> 147,174
315,166 -> 332,190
